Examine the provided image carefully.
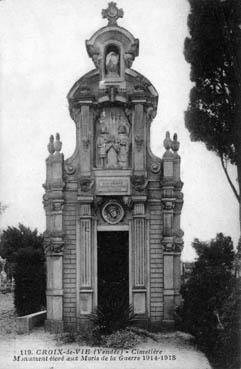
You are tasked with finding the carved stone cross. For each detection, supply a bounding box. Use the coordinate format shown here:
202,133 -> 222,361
102,2 -> 124,26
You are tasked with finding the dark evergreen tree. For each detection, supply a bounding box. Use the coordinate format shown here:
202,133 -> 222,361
184,0 -> 241,229
0,224 -> 43,264
14,248 -> 46,316
177,233 -> 240,369
0,224 -> 46,315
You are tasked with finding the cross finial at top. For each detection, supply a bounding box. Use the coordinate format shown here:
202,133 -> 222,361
102,2 -> 124,26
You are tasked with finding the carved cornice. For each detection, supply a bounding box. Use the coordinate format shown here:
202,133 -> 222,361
160,178 -> 176,187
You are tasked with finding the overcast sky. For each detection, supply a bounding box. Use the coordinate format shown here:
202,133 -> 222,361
0,0 -> 239,260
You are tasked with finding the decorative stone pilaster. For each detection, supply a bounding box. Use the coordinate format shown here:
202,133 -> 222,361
69,103 -> 93,175
44,134 -> 65,333
133,103 -> 145,173
161,132 -> 184,325
132,196 -> 147,316
76,197 -> 94,318
172,134 -> 184,253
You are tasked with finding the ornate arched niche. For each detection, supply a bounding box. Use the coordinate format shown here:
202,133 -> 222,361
86,4 -> 139,89
103,43 -> 122,81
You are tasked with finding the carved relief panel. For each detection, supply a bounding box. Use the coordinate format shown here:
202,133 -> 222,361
95,107 -> 131,169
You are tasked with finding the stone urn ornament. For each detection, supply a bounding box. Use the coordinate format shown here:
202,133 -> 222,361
54,133 -> 62,153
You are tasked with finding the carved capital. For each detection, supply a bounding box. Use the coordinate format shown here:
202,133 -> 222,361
162,199 -> 175,211
162,237 -> 183,253
79,177 -> 94,193
174,199 -> 183,213
122,196 -> 133,210
52,200 -> 64,212
44,235 -> 64,255
131,175 -> 148,192
174,180 -> 184,191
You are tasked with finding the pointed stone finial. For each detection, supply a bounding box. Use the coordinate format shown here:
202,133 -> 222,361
171,133 -> 180,152
163,131 -> 172,151
102,2 -> 124,26
47,135 -> 55,155
54,133 -> 62,153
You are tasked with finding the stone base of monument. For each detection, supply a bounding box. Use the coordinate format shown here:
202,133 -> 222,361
44,319 -> 64,333
16,310 -> 47,334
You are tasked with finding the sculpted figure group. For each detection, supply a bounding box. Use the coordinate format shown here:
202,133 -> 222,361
97,112 -> 130,169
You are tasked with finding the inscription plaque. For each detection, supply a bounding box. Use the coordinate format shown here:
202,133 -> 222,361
96,177 -> 130,195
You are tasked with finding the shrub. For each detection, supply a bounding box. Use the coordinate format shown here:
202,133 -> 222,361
176,233 -> 240,369
89,295 -> 135,336
14,247 -> 46,316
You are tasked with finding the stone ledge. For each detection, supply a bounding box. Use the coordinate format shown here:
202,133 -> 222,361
16,310 -> 47,334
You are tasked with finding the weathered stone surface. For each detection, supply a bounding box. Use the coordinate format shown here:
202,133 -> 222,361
16,311 -> 47,334
43,4 -> 184,332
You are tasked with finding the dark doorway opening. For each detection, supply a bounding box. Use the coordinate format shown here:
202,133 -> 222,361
97,231 -> 129,308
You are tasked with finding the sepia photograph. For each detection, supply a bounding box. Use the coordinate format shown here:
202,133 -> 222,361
0,0 -> 240,368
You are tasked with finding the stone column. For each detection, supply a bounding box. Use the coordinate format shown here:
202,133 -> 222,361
44,134 -> 64,333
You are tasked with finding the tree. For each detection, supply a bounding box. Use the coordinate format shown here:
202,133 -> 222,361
14,247 -> 46,316
177,233 -> 240,369
0,224 -> 44,282
184,0 -> 241,231
0,224 -> 46,315
0,224 -> 43,264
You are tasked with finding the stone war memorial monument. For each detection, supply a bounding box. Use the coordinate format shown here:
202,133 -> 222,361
43,2 -> 184,333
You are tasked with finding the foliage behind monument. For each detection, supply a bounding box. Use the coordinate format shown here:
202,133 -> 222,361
177,233 -> 240,369
184,0 -> 241,225
0,224 -> 46,315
